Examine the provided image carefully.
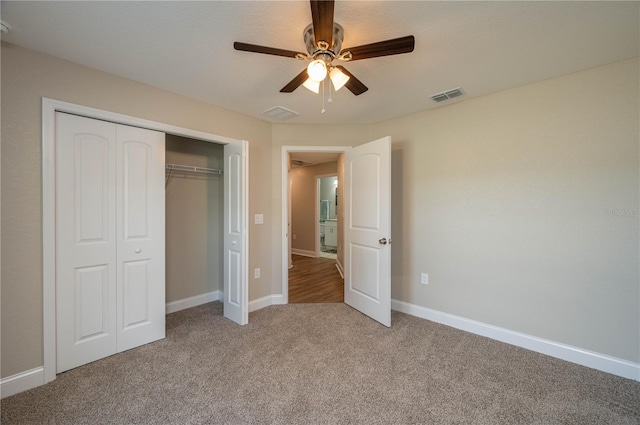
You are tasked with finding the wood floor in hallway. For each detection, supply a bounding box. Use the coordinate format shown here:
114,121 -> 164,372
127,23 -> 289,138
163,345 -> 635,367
289,254 -> 344,303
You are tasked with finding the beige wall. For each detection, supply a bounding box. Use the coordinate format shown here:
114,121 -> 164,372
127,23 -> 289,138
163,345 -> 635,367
166,136 -> 223,302
290,162 -> 337,253
272,59 -> 639,363
0,43 -> 272,377
2,40 -> 638,380
371,58 -> 639,362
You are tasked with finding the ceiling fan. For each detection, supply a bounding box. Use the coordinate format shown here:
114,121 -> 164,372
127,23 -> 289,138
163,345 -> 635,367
233,0 -> 415,96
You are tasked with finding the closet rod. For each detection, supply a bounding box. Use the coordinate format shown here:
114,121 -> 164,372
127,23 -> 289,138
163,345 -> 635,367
165,163 -> 223,187
165,164 -> 223,175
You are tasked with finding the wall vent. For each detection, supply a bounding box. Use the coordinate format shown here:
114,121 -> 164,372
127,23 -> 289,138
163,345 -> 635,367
430,87 -> 464,103
261,106 -> 299,121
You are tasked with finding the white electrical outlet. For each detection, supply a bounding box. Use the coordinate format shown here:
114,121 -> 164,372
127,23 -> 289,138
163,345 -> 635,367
421,273 -> 429,285
254,214 -> 264,224
254,268 -> 261,279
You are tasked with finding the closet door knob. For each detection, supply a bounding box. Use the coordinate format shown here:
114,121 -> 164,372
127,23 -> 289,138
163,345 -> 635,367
134,248 -> 142,254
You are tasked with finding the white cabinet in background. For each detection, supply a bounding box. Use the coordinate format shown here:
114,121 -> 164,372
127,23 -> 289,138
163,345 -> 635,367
323,220 -> 337,247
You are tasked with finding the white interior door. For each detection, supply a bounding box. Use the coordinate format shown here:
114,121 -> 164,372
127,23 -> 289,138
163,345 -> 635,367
223,140 -> 248,325
56,113 -> 118,372
115,124 -> 166,351
56,113 -> 165,373
344,136 -> 392,327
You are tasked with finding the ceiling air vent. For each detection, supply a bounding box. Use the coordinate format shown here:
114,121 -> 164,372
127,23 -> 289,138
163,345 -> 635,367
430,88 -> 464,103
261,106 -> 299,121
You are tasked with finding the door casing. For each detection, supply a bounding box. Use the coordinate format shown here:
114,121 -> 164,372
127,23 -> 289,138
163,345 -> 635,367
42,98 -> 247,384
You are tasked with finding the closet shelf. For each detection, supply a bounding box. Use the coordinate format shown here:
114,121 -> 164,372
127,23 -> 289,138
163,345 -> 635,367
165,163 -> 223,187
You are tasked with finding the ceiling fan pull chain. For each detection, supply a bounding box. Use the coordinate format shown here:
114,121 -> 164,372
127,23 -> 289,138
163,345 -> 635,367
321,79 -> 326,114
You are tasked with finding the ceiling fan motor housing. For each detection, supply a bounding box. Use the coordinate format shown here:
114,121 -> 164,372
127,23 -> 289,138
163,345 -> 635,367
303,23 -> 345,60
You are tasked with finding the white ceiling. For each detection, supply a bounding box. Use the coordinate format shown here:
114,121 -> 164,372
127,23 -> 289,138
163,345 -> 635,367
1,1 -> 638,125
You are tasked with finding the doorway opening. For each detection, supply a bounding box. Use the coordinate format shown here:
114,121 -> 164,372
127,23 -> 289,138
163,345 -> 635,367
318,175 -> 338,260
282,137 -> 393,325
282,146 -> 349,304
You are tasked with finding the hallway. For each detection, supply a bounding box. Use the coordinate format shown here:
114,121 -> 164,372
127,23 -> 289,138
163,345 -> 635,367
288,254 -> 344,303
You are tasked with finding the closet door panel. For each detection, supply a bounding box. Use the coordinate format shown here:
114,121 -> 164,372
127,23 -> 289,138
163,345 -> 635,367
75,139 -> 110,243
228,250 -> 241,306
122,260 -> 150,327
223,141 -> 248,325
56,113 -> 118,373
74,265 -> 110,339
116,124 -> 166,352
122,142 -> 151,239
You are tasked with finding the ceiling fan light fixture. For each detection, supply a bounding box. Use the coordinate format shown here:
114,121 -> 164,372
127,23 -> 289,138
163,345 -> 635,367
302,77 -> 321,93
329,67 -> 350,91
307,59 -> 328,82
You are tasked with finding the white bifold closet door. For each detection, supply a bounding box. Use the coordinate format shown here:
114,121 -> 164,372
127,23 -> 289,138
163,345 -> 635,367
56,112 -> 165,373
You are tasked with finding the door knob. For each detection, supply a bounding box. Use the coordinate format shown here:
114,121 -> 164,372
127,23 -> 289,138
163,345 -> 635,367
379,238 -> 388,245
134,248 -> 142,254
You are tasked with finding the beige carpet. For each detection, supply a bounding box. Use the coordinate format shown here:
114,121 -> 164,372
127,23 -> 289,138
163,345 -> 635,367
2,302 -> 639,424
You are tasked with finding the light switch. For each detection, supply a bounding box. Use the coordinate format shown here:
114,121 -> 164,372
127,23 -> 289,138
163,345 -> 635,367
255,214 -> 264,224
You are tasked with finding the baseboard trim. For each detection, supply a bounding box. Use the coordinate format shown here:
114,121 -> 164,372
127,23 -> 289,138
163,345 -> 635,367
249,294 -> 285,312
166,291 -> 221,314
335,260 -> 344,279
291,249 -> 316,258
391,299 -> 640,381
167,291 -> 282,315
1,367 -> 44,399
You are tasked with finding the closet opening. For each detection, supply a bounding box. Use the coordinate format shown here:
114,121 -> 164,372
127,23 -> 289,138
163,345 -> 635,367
165,135 -> 224,314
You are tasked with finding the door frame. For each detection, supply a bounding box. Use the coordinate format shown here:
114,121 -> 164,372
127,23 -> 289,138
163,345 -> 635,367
281,146 -> 349,303
42,98 -> 247,384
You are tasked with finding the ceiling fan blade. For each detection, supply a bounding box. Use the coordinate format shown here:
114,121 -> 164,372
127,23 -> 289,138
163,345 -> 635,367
342,35 -> 415,61
280,69 -> 309,93
234,42 -> 302,59
310,0 -> 335,46
335,66 -> 368,96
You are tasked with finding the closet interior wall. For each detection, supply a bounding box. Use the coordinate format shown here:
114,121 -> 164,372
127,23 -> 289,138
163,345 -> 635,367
165,135 -> 224,303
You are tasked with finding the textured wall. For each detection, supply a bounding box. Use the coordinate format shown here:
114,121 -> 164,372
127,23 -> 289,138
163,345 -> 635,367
272,59 -> 639,363
2,40 -> 638,382
1,43 -> 272,378
371,58 -> 639,362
